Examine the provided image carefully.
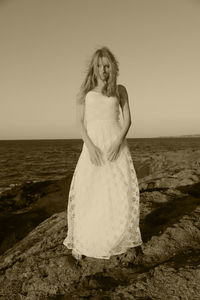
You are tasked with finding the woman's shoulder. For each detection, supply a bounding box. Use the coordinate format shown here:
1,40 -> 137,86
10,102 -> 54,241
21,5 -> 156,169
117,84 -> 128,95
117,84 -> 128,101
85,90 -> 93,98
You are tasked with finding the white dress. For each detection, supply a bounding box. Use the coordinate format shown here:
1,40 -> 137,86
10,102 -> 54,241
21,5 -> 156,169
63,90 -> 143,259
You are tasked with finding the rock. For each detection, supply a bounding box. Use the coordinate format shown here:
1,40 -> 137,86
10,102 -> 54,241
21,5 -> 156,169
0,175 -> 72,255
0,147 -> 200,299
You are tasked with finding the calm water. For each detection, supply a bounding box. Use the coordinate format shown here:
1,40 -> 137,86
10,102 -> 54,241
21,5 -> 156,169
0,138 -> 200,194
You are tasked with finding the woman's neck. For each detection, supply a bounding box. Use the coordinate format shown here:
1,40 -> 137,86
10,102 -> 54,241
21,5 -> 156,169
94,80 -> 107,92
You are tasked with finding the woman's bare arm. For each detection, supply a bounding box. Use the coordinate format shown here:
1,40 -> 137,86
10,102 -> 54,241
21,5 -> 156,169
117,84 -> 132,143
76,98 -> 94,150
76,96 -> 104,166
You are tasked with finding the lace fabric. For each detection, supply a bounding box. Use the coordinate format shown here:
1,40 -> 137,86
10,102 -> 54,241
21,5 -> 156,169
63,91 -> 143,259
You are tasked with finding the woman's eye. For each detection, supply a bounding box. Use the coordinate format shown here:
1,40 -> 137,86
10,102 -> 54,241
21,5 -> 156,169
97,64 -> 109,68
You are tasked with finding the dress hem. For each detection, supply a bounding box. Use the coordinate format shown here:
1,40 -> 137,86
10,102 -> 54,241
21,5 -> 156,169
63,240 -> 143,260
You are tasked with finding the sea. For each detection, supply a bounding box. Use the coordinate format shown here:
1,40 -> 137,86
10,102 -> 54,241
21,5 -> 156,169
0,138 -> 200,195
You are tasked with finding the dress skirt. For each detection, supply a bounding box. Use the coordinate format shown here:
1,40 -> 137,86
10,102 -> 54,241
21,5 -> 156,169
63,119 -> 143,259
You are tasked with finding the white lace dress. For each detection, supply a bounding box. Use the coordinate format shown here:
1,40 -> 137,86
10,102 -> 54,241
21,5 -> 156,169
63,90 -> 143,259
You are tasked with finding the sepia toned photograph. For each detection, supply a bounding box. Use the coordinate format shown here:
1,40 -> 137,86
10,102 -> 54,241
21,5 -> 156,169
0,0 -> 200,299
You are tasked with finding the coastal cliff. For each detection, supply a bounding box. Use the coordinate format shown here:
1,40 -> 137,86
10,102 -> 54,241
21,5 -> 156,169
0,148 -> 200,299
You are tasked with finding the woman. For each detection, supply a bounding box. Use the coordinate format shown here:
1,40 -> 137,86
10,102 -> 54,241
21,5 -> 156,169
63,46 -> 143,260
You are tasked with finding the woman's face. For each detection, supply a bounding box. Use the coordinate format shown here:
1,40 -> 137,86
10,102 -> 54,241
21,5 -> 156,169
96,56 -> 110,82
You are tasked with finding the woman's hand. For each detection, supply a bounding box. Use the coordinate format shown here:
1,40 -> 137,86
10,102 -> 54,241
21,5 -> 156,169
107,138 -> 122,162
88,143 -> 105,166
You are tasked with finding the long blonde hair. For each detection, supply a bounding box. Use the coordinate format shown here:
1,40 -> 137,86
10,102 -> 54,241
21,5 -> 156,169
76,46 -> 120,104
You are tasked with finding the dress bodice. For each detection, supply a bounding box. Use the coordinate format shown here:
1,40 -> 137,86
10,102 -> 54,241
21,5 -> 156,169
84,91 -> 120,125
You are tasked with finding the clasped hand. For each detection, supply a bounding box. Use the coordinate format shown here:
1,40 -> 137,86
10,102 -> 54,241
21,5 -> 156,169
89,138 -> 122,166
107,138 -> 122,162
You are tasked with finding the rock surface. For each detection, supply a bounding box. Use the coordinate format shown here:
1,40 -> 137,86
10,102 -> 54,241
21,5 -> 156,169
0,148 -> 200,299
0,176 -> 72,255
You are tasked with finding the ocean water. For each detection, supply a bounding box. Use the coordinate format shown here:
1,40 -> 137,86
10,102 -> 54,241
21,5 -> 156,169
0,139 -> 82,194
0,138 -> 199,194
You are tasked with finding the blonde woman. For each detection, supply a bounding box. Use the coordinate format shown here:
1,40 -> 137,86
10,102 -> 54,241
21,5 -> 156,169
63,46 -> 143,260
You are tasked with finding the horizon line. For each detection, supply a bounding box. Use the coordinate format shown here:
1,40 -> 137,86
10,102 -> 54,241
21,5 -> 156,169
0,134 -> 200,141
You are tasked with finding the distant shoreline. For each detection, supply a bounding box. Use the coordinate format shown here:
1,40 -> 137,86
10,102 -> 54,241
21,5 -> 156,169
0,135 -> 200,141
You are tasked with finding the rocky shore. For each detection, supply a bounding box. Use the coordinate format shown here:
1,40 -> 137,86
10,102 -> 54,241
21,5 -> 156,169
0,147 -> 200,299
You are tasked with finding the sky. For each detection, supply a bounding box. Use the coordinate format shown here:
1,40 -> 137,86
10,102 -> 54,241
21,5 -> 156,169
1,0 -> 200,139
